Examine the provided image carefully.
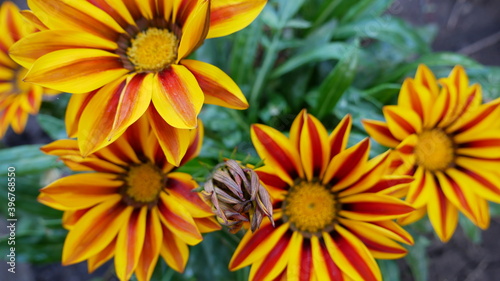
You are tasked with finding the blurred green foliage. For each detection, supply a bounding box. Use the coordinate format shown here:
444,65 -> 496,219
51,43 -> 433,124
2,0 -> 500,280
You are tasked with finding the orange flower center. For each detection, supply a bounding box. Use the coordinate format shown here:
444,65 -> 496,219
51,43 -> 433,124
283,181 -> 337,235
124,162 -> 164,205
414,129 -> 455,171
127,27 -> 179,72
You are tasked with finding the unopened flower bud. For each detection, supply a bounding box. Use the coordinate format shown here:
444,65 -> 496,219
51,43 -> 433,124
202,160 -> 274,233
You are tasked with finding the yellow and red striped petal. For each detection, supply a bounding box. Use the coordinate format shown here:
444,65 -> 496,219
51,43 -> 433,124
135,209 -> 163,281
65,91 -> 95,138
414,64 -> 439,98
159,221 -> 189,272
398,78 -> 433,127
38,173 -> 121,210
405,167 -> 435,208
177,0 -> 209,60
451,162 -> 500,204
298,112 -> 330,181
87,238 -> 116,273
286,233 -> 314,281
158,192 -> 202,245
371,220 -> 414,245
436,171 -> 488,229
208,0 -> 267,39
179,119 -> 204,166
339,218 -> 408,259
427,186 -> 458,242
323,226 -> 381,281
24,48 -> 128,93
146,106 -> 191,166
455,131 -> 500,159
28,0 -> 124,38
78,73 -> 152,156
251,124 -> 303,184
166,172 -> 213,218
151,64 -> 203,129
62,196 -> 132,265
329,114 -> 352,157
114,207 -> 147,281
323,138 -> 370,191
448,98 -> 500,137
383,105 -> 422,140
249,231 -> 293,281
339,193 -> 414,221
340,151 -> 391,196
230,221 -> 289,271
398,206 -> 426,226
182,59 -> 248,109
311,236 -> 345,281
193,216 -> 222,233
19,10 -> 48,31
362,119 -> 400,148
9,30 -> 117,69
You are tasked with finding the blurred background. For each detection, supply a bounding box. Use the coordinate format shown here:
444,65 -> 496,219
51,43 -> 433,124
1,0 -> 499,280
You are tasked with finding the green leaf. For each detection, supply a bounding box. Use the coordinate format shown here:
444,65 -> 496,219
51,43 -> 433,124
0,145 -> 63,176
313,43 -> 359,119
271,42 -> 349,78
405,235 -> 430,281
459,214 -> 482,244
362,83 -> 401,103
334,16 -> 429,56
378,259 -> 401,281
37,114 -> 67,140
377,52 -> 481,84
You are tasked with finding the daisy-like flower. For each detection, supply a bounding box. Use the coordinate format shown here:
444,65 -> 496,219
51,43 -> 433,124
10,0 -> 266,160
0,1 -> 57,138
229,110 -> 415,281
363,65 -> 500,242
38,116 -> 220,281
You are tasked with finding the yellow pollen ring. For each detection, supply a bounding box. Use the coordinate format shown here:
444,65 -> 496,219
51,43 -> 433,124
127,27 -> 179,72
414,129 -> 455,171
125,163 -> 164,204
283,181 -> 336,234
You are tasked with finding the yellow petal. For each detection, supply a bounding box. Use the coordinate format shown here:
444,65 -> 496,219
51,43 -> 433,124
24,48 -> 128,93
207,0 -> 267,39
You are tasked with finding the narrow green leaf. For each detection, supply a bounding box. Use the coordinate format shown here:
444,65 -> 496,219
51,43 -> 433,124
405,235 -> 430,281
378,259 -> 401,281
313,43 -> 359,119
37,114 -> 67,140
0,145 -> 63,176
271,43 -> 349,78
362,83 -> 401,103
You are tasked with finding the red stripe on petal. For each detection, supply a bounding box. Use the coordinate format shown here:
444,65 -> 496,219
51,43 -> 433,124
330,139 -> 369,185
330,115 -> 351,157
455,104 -> 497,134
460,139 -> 500,148
365,177 -> 414,193
333,232 -> 378,281
167,176 -> 212,214
124,210 -> 141,274
343,201 -> 413,216
158,198 -> 199,236
253,126 -> 299,179
445,175 -> 474,216
307,117 -> 323,177
253,231 -> 292,280
256,170 -> 289,190
356,235 -> 407,255
299,239 -> 313,281
320,241 -> 343,280
385,109 -> 417,135
230,222 -> 282,267
458,167 -> 500,196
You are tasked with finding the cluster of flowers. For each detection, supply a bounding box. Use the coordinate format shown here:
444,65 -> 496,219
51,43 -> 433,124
1,1 -> 500,281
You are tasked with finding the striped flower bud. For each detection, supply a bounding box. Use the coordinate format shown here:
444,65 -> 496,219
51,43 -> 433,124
203,160 -> 274,233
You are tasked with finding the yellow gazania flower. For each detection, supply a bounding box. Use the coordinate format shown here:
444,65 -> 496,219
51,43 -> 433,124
229,110 -> 415,281
38,116 -> 220,281
10,0 -> 266,160
363,65 -> 500,242
0,1 -> 56,138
